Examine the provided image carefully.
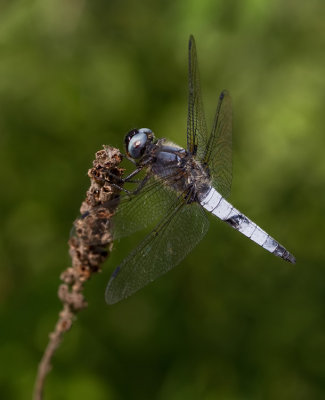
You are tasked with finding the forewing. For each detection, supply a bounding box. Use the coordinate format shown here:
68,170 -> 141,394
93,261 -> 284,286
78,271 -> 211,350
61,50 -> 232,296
105,199 -> 209,304
203,90 -> 232,198
111,171 -> 183,240
187,35 -> 209,160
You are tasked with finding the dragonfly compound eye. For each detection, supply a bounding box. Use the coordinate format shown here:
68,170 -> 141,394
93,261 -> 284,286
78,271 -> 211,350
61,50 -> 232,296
128,131 -> 148,159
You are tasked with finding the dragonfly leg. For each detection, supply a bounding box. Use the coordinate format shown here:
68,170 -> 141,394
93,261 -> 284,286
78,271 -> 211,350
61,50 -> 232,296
90,167 -> 149,196
123,167 -> 144,182
99,167 -> 143,184
113,174 -> 150,196
108,182 -> 133,195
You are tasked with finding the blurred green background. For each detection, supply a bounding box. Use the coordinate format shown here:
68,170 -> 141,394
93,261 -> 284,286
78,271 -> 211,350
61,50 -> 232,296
1,0 -> 325,399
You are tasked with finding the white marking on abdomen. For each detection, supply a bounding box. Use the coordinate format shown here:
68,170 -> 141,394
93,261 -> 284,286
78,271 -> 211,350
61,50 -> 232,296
200,188 -> 222,211
199,187 -> 295,263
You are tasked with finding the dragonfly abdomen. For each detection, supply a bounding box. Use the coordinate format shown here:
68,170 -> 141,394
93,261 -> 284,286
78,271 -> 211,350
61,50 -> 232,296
200,187 -> 296,263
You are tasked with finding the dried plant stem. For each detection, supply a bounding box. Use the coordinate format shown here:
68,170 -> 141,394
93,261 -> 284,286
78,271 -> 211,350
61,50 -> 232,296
33,146 -> 124,400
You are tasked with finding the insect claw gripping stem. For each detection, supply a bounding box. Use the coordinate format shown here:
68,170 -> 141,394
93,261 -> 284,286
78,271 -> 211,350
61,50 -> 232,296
91,164 -> 144,194
33,145 -> 124,400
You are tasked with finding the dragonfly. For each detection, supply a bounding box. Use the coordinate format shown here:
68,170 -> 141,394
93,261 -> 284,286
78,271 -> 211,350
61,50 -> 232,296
105,35 -> 295,304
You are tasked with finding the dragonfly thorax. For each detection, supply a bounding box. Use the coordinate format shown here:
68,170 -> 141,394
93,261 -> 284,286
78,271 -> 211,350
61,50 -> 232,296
149,140 -> 211,203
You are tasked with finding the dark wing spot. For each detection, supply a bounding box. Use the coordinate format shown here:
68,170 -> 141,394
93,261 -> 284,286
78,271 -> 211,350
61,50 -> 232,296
111,265 -> 121,279
189,35 -> 194,50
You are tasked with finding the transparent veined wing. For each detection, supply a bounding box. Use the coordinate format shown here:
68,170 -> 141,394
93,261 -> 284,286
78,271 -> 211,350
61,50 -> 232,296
187,35 -> 209,160
105,192 -> 209,304
76,162 -> 185,242
187,37 -> 232,198
203,90 -> 232,198
110,168 -> 185,240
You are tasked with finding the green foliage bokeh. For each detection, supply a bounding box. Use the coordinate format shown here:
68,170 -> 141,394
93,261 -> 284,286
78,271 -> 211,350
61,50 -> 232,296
0,1 -> 325,399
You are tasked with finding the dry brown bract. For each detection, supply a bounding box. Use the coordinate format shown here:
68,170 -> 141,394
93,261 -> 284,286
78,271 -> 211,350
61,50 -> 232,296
34,146 -> 124,400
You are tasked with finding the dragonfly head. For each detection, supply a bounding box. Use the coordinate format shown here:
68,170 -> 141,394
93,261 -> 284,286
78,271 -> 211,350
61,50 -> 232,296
124,128 -> 155,160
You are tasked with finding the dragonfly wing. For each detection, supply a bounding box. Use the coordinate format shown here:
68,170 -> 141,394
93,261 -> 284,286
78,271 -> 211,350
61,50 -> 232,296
203,90 -> 232,198
187,38 -> 232,198
187,35 -> 209,160
77,166 -> 185,241
110,172 -> 183,240
105,197 -> 209,304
